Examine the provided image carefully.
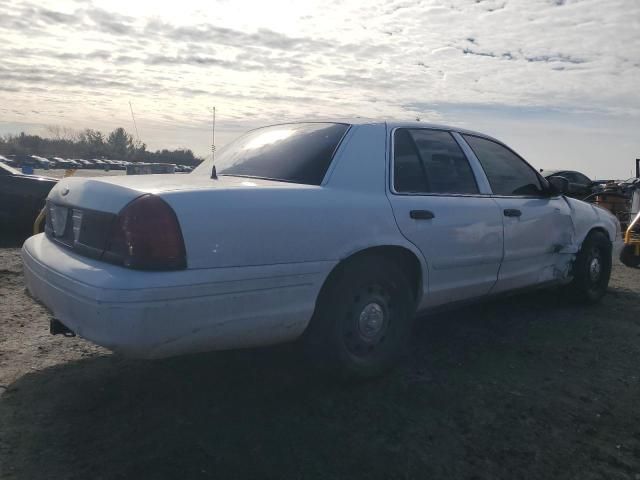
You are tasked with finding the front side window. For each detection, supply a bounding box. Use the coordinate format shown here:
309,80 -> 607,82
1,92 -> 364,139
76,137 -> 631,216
393,129 -> 479,194
462,135 -> 543,196
193,123 -> 349,185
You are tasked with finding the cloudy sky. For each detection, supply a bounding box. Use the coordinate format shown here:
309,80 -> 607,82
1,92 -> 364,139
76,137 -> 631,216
0,0 -> 638,178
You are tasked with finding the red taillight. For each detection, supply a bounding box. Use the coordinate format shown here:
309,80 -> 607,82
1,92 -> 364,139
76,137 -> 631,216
103,194 -> 187,270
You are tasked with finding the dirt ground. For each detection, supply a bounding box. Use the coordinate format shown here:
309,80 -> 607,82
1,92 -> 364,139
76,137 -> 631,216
1,238 -> 639,480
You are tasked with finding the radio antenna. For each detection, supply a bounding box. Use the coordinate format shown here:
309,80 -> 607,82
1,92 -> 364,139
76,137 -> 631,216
129,101 -> 140,144
210,106 -> 218,179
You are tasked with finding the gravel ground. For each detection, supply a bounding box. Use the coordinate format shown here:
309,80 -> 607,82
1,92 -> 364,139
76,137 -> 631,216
1,242 -> 639,480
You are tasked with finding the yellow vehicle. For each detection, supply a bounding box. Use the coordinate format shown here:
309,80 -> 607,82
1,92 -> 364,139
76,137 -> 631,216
620,210 -> 640,268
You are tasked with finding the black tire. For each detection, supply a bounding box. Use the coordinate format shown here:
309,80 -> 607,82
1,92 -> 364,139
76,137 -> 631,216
620,244 -> 640,268
304,255 -> 415,380
568,231 -> 612,303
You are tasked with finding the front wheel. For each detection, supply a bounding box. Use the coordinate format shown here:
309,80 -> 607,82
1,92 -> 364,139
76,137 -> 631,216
304,255 -> 415,380
567,231 -> 612,303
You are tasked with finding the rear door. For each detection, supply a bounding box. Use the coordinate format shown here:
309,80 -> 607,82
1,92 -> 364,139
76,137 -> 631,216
386,127 -> 504,307
460,134 -> 574,292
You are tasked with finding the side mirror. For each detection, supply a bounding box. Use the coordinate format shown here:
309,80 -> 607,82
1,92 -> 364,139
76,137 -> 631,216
547,175 -> 569,195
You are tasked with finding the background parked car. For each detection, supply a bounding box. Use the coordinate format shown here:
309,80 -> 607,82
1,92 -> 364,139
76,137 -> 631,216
30,155 -> 54,169
59,159 -> 75,168
125,162 -> 175,175
541,169 -> 594,199
0,161 -> 57,232
76,159 -> 94,169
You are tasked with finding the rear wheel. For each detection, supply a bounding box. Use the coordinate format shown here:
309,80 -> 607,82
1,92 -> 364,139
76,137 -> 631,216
568,231 -> 612,303
304,255 -> 415,380
620,244 -> 640,268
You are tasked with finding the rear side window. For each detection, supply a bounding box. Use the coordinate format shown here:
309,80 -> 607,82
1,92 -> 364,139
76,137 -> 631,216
463,135 -> 543,196
393,129 -> 429,193
393,129 -> 479,194
194,123 -> 349,185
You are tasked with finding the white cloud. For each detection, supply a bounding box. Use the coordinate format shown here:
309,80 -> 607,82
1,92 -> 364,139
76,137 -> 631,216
0,0 -> 638,176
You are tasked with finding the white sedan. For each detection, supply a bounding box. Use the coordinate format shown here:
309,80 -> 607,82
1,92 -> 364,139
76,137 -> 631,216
22,120 -> 623,378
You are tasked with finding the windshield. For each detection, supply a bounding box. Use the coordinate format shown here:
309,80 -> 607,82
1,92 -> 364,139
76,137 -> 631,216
193,122 -> 350,185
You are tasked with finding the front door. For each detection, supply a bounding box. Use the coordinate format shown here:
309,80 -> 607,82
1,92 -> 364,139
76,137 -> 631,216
387,128 -> 504,308
460,134 -> 574,292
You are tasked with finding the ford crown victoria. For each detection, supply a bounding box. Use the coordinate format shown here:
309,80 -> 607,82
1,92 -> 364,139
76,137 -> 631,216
22,120 -> 623,378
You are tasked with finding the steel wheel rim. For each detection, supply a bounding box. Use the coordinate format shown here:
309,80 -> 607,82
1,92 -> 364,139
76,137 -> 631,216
358,302 -> 385,338
588,247 -> 603,284
343,285 -> 391,357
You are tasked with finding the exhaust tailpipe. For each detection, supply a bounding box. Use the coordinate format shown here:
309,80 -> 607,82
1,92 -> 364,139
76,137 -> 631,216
50,318 -> 76,337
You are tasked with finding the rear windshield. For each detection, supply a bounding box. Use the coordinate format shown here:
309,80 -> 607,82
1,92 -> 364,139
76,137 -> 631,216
193,123 -> 349,185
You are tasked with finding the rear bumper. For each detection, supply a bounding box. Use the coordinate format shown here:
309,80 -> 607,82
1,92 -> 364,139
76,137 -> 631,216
22,234 -> 332,358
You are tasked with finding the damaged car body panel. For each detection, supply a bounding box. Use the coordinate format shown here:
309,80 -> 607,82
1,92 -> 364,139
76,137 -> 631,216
21,120 -> 623,362
563,197 -> 621,253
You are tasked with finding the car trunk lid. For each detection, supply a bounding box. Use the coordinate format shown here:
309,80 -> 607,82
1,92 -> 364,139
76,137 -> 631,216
44,174 -> 305,268
47,174 -> 299,213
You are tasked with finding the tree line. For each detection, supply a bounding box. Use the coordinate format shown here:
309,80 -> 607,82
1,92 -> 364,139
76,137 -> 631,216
0,126 -> 203,166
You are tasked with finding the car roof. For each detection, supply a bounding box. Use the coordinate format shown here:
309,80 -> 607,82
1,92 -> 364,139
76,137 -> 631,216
541,169 -> 585,175
259,118 -> 503,144
384,121 -> 502,142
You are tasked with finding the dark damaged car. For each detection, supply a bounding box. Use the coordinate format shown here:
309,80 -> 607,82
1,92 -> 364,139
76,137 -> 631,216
0,162 -> 58,232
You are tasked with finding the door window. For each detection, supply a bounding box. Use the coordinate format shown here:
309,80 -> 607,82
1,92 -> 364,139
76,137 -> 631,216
393,129 -> 479,194
463,135 -> 543,196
